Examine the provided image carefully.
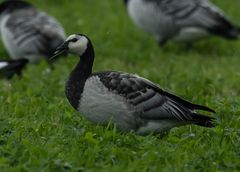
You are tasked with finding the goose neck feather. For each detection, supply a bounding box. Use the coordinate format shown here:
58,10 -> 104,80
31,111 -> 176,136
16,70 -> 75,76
65,41 -> 95,109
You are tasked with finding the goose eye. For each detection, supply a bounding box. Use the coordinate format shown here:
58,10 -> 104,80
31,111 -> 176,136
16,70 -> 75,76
71,38 -> 78,42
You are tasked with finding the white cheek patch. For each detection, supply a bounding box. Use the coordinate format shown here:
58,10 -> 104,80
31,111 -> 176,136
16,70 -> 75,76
66,34 -> 77,42
78,36 -> 88,55
0,62 -> 8,69
68,35 -> 88,56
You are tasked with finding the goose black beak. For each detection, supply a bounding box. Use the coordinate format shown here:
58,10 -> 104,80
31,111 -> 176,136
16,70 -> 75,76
50,41 -> 69,60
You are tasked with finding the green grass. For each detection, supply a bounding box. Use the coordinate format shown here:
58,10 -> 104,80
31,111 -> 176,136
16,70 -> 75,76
0,0 -> 240,171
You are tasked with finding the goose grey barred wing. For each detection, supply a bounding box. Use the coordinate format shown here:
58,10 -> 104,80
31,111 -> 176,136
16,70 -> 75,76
146,0 -> 200,19
191,1 -> 240,39
95,71 -> 215,123
4,7 -> 66,58
148,0 -> 239,39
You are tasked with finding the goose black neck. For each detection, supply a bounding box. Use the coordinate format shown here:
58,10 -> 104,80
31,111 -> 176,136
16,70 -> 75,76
65,42 -> 95,110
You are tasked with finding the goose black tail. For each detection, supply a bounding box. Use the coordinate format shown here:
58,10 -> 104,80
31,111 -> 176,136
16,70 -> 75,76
191,113 -> 216,128
190,103 -> 216,113
237,26 -> 240,38
209,19 -> 240,39
164,91 -> 216,113
227,25 -> 240,39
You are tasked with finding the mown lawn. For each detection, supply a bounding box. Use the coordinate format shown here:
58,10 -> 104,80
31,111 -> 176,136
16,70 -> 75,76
0,0 -> 240,171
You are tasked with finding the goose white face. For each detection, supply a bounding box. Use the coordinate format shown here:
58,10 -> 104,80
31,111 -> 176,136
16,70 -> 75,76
66,34 -> 88,56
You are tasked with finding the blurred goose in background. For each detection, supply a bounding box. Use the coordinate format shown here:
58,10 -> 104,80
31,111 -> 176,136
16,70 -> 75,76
0,58 -> 28,79
0,0 -> 66,64
52,34 -> 216,135
124,0 -> 240,46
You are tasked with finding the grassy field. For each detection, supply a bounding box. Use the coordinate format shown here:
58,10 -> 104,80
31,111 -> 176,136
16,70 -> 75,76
0,0 -> 240,171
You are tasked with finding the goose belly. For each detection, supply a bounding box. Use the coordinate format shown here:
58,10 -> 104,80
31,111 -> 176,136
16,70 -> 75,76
78,76 -> 137,132
173,27 -> 210,42
136,120 -> 185,135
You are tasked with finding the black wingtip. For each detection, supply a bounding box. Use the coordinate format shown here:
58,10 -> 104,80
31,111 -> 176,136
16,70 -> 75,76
227,25 -> 240,39
191,104 -> 216,113
191,113 -> 216,128
164,91 -> 216,113
209,20 -> 240,40
237,26 -> 240,39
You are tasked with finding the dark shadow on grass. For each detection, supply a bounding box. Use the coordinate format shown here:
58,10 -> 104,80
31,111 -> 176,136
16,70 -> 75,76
160,39 -> 239,58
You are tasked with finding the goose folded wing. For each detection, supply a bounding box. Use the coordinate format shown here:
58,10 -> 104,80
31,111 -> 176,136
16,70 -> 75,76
96,71 -> 214,122
158,0 -> 239,38
6,9 -> 66,56
154,0 -> 199,19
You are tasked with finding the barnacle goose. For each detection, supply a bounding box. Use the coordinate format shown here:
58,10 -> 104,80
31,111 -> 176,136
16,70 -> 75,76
124,0 -> 240,46
0,58 -> 28,79
0,0 -> 66,63
52,34 -> 216,135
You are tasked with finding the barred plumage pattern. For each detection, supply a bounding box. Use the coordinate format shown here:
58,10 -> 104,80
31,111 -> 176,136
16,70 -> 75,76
145,0 -> 201,19
0,1 -> 66,63
126,0 -> 240,44
94,71 -> 215,125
